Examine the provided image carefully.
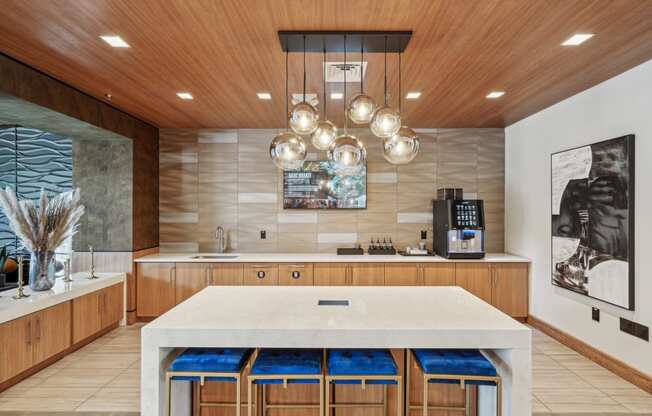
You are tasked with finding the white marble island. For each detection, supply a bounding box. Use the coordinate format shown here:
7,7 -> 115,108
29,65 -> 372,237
141,286 -> 531,416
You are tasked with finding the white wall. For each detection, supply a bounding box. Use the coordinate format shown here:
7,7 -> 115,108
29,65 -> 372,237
505,59 -> 652,375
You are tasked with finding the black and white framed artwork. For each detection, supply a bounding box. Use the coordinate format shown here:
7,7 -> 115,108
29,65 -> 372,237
551,135 -> 635,310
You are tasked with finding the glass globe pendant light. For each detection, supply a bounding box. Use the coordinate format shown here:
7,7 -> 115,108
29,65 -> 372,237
270,41 -> 306,170
383,50 -> 420,164
347,39 -> 376,124
289,35 -> 319,135
328,35 -> 366,175
312,44 -> 338,150
370,36 -> 401,138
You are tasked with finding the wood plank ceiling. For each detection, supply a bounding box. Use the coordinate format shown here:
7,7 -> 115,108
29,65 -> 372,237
1,0 -> 652,129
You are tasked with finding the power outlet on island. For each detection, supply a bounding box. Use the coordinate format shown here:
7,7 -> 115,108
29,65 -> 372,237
260,230 -> 266,239
592,307 -> 600,322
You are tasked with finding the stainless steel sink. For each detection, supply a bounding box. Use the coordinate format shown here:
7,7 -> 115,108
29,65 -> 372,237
191,254 -> 239,259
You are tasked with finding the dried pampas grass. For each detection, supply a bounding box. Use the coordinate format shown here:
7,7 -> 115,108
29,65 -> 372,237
0,187 -> 85,253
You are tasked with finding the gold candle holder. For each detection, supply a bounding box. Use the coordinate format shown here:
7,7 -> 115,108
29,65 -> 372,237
63,257 -> 73,283
13,255 -> 30,300
88,245 -> 98,279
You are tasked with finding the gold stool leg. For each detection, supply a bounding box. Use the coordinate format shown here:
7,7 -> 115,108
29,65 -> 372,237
405,351 -> 410,416
384,384 -> 388,416
422,376 -> 428,416
465,386 -> 470,416
319,377 -> 325,416
165,374 -> 172,416
247,378 -> 253,416
236,376 -> 241,416
496,379 -> 502,416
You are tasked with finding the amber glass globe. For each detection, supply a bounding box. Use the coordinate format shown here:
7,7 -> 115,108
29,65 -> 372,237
327,134 -> 366,176
311,120 -> 338,150
370,106 -> 401,138
269,131 -> 307,170
382,127 -> 420,165
347,94 -> 376,124
289,101 -> 319,135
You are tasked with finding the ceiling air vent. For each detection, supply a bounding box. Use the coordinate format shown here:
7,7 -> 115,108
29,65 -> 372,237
325,62 -> 368,83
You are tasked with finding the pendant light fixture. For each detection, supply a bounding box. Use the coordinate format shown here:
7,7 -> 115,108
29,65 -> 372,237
270,42 -> 307,170
289,35 -> 319,135
347,38 -> 376,124
383,51 -> 419,164
370,36 -> 401,138
328,35 -> 366,175
311,42 -> 338,150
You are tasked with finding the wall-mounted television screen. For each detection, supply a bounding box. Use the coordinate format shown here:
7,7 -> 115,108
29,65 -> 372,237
283,161 -> 366,209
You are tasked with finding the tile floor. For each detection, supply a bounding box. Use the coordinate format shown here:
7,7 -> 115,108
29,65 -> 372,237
0,324 -> 650,415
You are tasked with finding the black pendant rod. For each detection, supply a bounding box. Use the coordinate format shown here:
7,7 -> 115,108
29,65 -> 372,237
285,39 -> 289,129
360,37 -> 364,94
398,50 -> 402,114
323,39 -> 327,117
343,35 -> 347,133
302,35 -> 307,102
383,35 -> 388,106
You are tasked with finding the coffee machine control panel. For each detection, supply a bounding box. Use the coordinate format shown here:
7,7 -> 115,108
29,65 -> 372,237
451,200 -> 483,229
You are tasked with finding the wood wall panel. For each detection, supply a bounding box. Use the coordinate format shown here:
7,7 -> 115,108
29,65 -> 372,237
159,128 -> 505,253
0,54 -> 159,251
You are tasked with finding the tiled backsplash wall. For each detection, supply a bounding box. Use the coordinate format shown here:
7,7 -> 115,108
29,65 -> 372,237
159,128 -> 504,253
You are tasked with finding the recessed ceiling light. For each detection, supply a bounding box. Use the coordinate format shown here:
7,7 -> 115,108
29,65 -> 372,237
330,92 -> 343,100
486,91 -> 505,99
562,33 -> 594,46
257,92 -> 272,100
100,35 -> 130,48
405,91 -> 421,99
176,92 -> 194,100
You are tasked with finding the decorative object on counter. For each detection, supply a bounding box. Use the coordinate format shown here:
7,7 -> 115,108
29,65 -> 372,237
88,245 -> 98,279
0,187 -> 85,291
289,36 -> 319,135
270,38 -> 307,170
437,188 -> 464,200
551,134 -> 635,310
12,255 -> 30,299
328,35 -> 366,176
63,256 -> 72,282
336,245 -> 364,255
399,247 -> 433,256
0,245 -> 8,288
311,45 -> 338,150
367,237 -> 396,255
382,50 -> 419,164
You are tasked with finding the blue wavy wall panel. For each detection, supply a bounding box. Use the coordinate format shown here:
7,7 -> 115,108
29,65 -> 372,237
0,127 -> 72,255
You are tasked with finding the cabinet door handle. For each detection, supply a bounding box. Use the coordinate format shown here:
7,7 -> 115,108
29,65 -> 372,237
26,320 -> 31,346
98,293 -> 102,315
257,270 -> 266,279
169,267 -> 174,283
205,268 -> 211,286
288,264 -> 305,269
291,271 -> 301,279
250,264 -> 270,268
35,317 -> 41,342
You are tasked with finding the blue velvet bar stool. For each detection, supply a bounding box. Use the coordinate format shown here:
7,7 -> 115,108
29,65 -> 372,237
165,348 -> 253,416
326,349 -> 402,416
247,348 -> 324,416
408,349 -> 501,416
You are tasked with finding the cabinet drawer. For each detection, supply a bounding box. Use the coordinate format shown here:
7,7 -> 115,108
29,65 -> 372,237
243,263 -> 278,285
314,263 -> 349,286
278,263 -> 314,286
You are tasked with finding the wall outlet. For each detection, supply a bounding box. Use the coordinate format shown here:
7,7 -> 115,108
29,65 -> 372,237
620,318 -> 649,342
420,230 -> 427,240
592,307 -> 600,322
260,230 -> 266,239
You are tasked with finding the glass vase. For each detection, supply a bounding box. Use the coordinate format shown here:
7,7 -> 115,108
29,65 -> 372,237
28,250 -> 56,291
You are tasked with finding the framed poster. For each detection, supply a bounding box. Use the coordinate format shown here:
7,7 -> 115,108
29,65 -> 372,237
551,135 -> 635,310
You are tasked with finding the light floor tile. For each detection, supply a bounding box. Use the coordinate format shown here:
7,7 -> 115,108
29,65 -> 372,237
532,396 -> 551,414
532,370 -> 593,389
22,385 -> 99,401
544,402 -> 630,413
43,368 -> 124,388
66,353 -> 139,370
0,397 -> 85,411
612,394 -> 652,413
551,353 -> 605,371
533,388 -> 618,405
574,369 -> 640,390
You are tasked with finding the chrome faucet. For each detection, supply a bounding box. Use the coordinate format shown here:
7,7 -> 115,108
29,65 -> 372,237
215,226 -> 226,253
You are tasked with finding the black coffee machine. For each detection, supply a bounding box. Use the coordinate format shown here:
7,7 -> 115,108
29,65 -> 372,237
433,191 -> 486,259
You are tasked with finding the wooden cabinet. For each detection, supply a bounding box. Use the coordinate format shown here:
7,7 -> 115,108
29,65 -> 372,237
491,263 -> 529,317
422,263 -> 456,286
136,262 -> 176,317
73,283 -> 123,344
384,263 -> 420,286
0,302 -> 71,384
278,263 -> 314,286
0,314 -> 36,383
175,263 -> 210,304
455,263 -> 493,303
211,263 -> 244,285
350,263 -> 385,286
314,263 -> 348,286
244,263 -> 278,286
